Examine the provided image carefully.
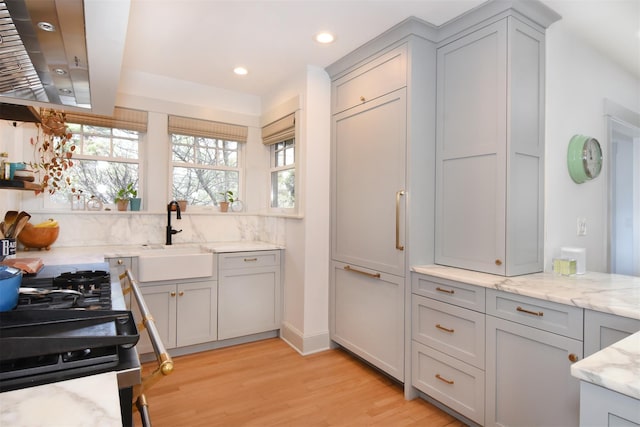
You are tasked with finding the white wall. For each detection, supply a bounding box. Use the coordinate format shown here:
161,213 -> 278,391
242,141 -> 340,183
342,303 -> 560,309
545,22 -> 640,273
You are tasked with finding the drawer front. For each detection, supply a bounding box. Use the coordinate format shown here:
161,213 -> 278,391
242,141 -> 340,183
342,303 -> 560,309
412,341 -> 485,425
332,45 -> 407,113
486,289 -> 583,339
219,251 -> 280,270
412,295 -> 485,368
412,273 -> 485,312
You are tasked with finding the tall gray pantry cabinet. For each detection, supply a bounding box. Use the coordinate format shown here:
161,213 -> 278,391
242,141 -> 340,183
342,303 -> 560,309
435,14 -> 553,276
328,20 -> 437,385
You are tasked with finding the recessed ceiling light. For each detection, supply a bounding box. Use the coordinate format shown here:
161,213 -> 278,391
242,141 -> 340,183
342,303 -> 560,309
59,88 -> 72,95
234,67 -> 248,76
53,68 -> 67,76
315,32 -> 335,44
37,21 -> 56,32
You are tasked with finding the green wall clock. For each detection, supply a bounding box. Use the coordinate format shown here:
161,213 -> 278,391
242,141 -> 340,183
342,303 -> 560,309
567,135 -> 603,184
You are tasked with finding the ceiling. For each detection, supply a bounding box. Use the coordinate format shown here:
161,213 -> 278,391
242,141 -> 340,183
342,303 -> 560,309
119,0 -> 639,100
1,0 -> 639,115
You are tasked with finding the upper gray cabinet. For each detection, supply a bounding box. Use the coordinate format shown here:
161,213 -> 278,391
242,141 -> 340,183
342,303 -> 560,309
435,12 -> 556,276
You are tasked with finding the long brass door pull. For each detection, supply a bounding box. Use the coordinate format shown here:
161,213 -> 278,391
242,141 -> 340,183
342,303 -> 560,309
344,265 -> 381,279
435,324 -> 455,333
435,374 -> 454,385
396,190 -> 405,250
516,306 -> 544,317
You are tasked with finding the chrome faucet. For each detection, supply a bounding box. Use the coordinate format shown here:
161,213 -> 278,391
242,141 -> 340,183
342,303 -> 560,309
166,201 -> 182,245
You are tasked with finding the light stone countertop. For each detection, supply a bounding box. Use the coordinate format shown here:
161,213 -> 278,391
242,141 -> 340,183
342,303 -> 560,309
14,241 -> 284,265
0,371 -> 122,426
571,331 -> 640,400
413,264 -> 640,400
412,265 -> 640,320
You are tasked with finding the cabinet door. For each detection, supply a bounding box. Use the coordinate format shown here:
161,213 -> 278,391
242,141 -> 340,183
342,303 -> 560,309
486,316 -> 582,427
435,20 -> 508,275
584,310 -> 640,357
176,279 -> 217,347
135,284 -> 177,354
330,261 -> 404,381
218,266 -> 280,340
331,89 -> 407,276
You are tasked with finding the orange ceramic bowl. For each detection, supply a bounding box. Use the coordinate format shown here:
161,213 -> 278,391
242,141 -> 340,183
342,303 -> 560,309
17,223 -> 60,250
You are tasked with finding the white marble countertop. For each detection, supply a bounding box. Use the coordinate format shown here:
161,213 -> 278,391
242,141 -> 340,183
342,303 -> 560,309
412,265 -> 640,320
571,331 -> 640,400
14,241 -> 284,265
0,371 -> 122,426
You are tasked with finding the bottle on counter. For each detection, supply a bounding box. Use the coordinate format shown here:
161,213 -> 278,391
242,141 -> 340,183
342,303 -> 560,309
0,152 -> 9,180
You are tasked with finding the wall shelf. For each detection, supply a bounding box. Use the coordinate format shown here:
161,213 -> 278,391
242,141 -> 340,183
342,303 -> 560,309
0,180 -> 40,191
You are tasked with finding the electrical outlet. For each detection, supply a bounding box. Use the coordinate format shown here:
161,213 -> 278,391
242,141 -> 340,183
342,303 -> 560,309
577,217 -> 587,236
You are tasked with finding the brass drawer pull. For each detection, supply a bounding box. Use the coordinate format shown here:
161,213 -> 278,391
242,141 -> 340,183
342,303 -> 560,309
360,96 -> 366,102
344,265 -> 381,279
516,306 -> 544,317
435,374 -> 454,385
178,291 -> 184,297
170,291 -> 176,297
436,287 -> 455,294
568,353 -> 579,363
435,324 -> 455,333
244,258 -> 258,262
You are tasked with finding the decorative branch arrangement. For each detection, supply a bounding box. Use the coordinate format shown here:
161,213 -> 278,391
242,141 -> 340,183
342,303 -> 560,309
29,109 -> 77,194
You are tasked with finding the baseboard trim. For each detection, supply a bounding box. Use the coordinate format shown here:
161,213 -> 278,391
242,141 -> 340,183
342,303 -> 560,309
280,321 -> 330,356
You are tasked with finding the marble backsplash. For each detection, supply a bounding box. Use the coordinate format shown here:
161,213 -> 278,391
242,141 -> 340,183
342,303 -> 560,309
23,212 -> 287,248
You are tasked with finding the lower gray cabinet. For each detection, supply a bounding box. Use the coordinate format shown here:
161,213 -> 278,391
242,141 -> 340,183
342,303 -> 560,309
584,310 -> 640,357
218,251 -> 281,340
485,290 -> 584,427
331,261 -> 404,381
579,381 -> 640,427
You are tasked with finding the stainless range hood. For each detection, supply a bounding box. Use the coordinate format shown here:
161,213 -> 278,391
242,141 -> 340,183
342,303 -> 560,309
0,0 -> 90,110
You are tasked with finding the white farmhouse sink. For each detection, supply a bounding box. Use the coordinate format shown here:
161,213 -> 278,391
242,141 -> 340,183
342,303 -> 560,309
137,246 -> 214,282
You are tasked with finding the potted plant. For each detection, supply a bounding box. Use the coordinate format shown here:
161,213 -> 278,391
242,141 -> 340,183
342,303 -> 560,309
115,182 -> 137,211
218,190 -> 235,212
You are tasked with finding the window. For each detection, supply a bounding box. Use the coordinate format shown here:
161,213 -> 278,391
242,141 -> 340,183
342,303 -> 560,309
168,115 -> 247,207
171,135 -> 240,206
49,108 -> 146,207
262,113 -> 296,211
270,139 -> 295,209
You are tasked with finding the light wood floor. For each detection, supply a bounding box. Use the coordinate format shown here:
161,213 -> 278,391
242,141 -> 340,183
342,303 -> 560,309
134,338 -> 465,427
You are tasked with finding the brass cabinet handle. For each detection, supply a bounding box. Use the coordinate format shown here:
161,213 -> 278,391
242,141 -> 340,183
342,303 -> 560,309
495,259 -> 502,266
344,265 -> 381,279
568,353 -> 579,363
435,374 -> 454,385
178,291 -> 184,297
516,306 -> 544,317
170,291 -> 176,297
396,190 -> 405,251
244,258 -> 258,262
360,96 -> 366,102
436,324 -> 455,333
436,287 -> 455,294
117,259 -> 124,265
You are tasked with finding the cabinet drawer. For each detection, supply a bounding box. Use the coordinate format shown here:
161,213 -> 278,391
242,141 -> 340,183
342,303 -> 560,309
486,289 -> 583,339
412,341 -> 485,425
412,273 -> 485,312
332,45 -> 407,113
412,295 -> 485,368
219,251 -> 280,270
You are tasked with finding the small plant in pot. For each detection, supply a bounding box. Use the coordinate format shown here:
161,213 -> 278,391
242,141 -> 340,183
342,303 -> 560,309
218,190 -> 235,212
115,183 -> 137,211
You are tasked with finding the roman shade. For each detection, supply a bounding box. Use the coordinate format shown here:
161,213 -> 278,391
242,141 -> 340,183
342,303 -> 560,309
262,113 -> 295,145
64,107 -> 148,132
168,115 -> 248,142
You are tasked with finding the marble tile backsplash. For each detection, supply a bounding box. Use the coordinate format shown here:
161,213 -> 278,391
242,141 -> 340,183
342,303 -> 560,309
25,212 -> 286,248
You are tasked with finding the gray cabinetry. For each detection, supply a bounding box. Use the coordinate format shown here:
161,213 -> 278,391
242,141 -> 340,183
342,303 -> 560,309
435,17 -> 546,276
411,273 -> 485,424
218,250 -> 282,340
584,310 -> 640,357
579,382 -> 640,427
485,289 -> 583,426
136,278 -> 218,354
329,21 -> 436,385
